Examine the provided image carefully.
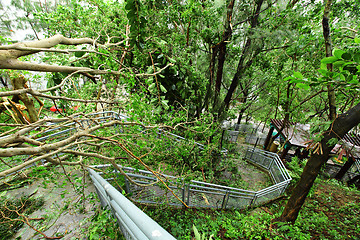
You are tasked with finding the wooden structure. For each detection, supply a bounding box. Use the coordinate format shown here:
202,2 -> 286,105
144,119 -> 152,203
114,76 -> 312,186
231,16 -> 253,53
264,119 -> 360,185
263,119 -> 312,160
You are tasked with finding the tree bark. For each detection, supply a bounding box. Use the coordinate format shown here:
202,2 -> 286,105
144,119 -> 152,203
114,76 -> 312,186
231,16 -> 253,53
266,82 -> 292,151
218,0 -> 264,118
11,75 -> 38,123
322,0 -> 336,121
335,157 -> 355,180
202,45 -> 218,112
213,0 -> 235,109
277,102 -> 360,223
236,87 -> 249,125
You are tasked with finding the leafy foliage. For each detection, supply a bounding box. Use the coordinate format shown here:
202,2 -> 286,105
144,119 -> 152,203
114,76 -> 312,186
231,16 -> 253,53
142,179 -> 360,240
87,208 -> 124,240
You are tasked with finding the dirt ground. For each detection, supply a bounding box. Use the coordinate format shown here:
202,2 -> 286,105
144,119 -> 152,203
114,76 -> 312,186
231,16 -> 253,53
6,168 -> 99,240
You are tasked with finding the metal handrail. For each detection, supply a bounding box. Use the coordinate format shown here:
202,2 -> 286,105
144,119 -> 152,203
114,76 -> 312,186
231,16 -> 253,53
90,145 -> 292,210
89,168 -> 176,240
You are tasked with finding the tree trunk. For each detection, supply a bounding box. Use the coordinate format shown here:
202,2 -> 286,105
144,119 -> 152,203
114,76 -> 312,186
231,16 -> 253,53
236,88 -> 249,125
11,75 -> 38,123
202,45 -> 218,112
277,102 -> 360,223
218,0 -> 264,119
267,82 -> 292,151
213,0 -> 235,109
322,0 -> 336,121
335,157 -> 355,180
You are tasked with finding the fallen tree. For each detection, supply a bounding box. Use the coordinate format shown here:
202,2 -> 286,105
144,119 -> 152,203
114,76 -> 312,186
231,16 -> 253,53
0,34 -> 172,80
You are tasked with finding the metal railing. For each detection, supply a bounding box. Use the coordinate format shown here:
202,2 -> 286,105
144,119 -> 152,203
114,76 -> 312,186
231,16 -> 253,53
354,158 -> 360,174
90,146 -> 291,210
89,168 -> 176,240
245,128 -> 267,146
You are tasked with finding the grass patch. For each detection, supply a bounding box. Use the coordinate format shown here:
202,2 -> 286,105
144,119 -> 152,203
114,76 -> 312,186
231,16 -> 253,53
139,179 -> 360,240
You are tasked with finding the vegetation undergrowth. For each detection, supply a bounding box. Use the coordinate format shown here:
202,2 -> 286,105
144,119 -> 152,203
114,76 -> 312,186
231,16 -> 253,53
139,178 -> 360,240
86,207 -> 124,240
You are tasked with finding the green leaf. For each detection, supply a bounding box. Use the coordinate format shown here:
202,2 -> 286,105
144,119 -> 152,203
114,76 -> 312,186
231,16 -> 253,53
154,105 -> 162,114
127,10 -> 136,19
354,53 -> 360,63
145,77 -> 153,85
349,78 -> 358,84
333,60 -> 346,68
193,225 -> 201,240
339,73 -> 346,81
146,66 -> 153,74
283,76 -> 294,81
75,51 -> 85,58
320,62 -> 327,70
289,78 -> 303,84
160,85 -> 167,93
355,37 -> 360,43
333,49 -> 345,59
318,69 -> 329,77
321,56 -> 338,64
161,100 -> 169,109
168,57 -> 176,63
279,224 -> 290,231
293,71 -> 303,79
148,83 -> 156,92
125,2 -> 134,10
296,83 -> 310,90
327,138 -> 338,146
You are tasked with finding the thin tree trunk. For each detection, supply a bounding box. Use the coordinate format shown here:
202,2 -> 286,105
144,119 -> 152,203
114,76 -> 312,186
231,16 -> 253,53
202,46 -> 218,112
218,0 -> 264,119
236,88 -> 249,125
277,102 -> 360,223
266,82 -> 291,151
213,0 -> 235,109
322,0 -> 336,121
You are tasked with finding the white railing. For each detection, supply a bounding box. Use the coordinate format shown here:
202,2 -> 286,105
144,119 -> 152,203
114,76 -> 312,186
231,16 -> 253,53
90,146 -> 291,210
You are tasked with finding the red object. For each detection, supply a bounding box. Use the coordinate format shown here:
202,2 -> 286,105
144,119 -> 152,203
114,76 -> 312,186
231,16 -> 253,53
50,106 -> 79,113
50,106 -> 63,113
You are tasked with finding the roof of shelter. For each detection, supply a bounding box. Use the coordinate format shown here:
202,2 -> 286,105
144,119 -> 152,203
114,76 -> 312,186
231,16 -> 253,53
270,119 -> 360,154
270,119 -> 312,148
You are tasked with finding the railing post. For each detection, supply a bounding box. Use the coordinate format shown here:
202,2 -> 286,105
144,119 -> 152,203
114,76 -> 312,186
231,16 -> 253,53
250,193 -> 257,207
182,184 -> 186,205
186,184 -> 191,206
221,191 -> 230,209
124,175 -> 130,194
268,154 -> 275,171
